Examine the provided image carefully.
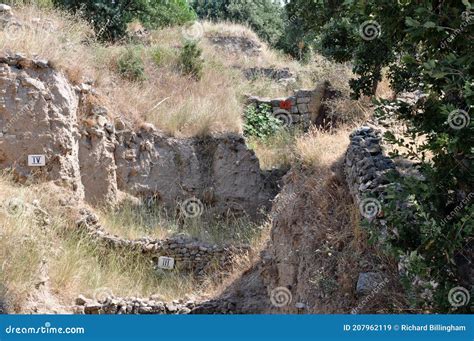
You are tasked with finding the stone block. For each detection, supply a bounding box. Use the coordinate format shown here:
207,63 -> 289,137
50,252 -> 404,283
295,89 -> 313,97
297,104 -> 309,113
297,96 -> 311,104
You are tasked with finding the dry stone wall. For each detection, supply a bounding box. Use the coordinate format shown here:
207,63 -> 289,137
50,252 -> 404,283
344,125 -> 396,204
76,209 -> 250,274
247,84 -> 327,127
207,35 -> 262,56
243,67 -> 295,83
74,294 -> 195,315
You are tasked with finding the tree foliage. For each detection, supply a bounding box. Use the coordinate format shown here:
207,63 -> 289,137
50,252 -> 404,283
291,0 -> 473,311
53,0 -> 195,41
192,0 -> 284,46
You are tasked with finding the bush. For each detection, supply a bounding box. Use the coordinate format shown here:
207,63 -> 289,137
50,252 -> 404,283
151,46 -> 176,67
243,104 -> 283,139
53,0 -> 196,41
178,41 -> 203,80
117,48 -> 145,82
292,0 -> 473,312
192,0 -> 284,46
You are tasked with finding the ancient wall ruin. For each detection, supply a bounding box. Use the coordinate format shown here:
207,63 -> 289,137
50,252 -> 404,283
77,208 -> 249,275
247,83 -> 327,128
0,54 -> 276,218
344,125 -> 396,205
0,53 -> 85,197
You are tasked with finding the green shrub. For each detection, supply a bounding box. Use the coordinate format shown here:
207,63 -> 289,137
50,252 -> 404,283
243,104 -> 283,139
117,48 -> 145,82
178,41 -> 203,80
292,0 -> 473,313
192,0 -> 284,46
53,0 -> 196,41
151,46 -> 176,67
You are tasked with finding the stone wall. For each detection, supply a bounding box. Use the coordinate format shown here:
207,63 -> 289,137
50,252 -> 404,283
76,209 -> 250,275
243,67 -> 295,83
0,53 -> 85,198
344,126 -> 396,205
247,84 -> 327,128
74,294 -> 195,314
207,35 -> 262,56
115,132 -> 276,219
0,53 -> 277,219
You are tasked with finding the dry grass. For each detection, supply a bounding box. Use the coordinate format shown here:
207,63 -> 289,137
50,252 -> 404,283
97,199 -> 264,247
48,230 -> 198,305
302,54 -> 354,96
0,175 -> 206,312
1,5 -> 355,137
246,129 -> 299,170
295,126 -> 352,169
0,5 -> 95,80
0,6 -> 245,136
0,5 -> 309,137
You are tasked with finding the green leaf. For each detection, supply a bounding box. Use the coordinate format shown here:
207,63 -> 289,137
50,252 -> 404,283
405,17 -> 420,27
423,21 -> 436,28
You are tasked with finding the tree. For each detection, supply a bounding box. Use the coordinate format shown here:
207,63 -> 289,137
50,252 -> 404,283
292,0 -> 473,311
192,0 -> 284,46
54,0 -> 196,41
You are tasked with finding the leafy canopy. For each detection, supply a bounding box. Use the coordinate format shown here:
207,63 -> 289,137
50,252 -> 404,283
192,0 -> 284,46
54,0 -> 196,41
290,0 -> 473,311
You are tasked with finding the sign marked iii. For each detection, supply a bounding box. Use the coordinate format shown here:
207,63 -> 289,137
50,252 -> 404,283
157,256 -> 175,270
28,155 -> 46,166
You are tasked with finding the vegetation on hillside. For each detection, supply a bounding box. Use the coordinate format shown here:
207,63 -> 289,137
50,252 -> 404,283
0,0 -> 471,314
289,0 -> 473,312
52,0 -> 195,41
192,0 -> 284,46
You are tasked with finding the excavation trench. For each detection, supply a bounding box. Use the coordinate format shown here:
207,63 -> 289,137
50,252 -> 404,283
1,54 -> 401,315
0,53 -> 293,314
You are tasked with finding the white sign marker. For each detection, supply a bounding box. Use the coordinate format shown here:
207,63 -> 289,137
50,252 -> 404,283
157,256 -> 175,270
28,155 -> 46,167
